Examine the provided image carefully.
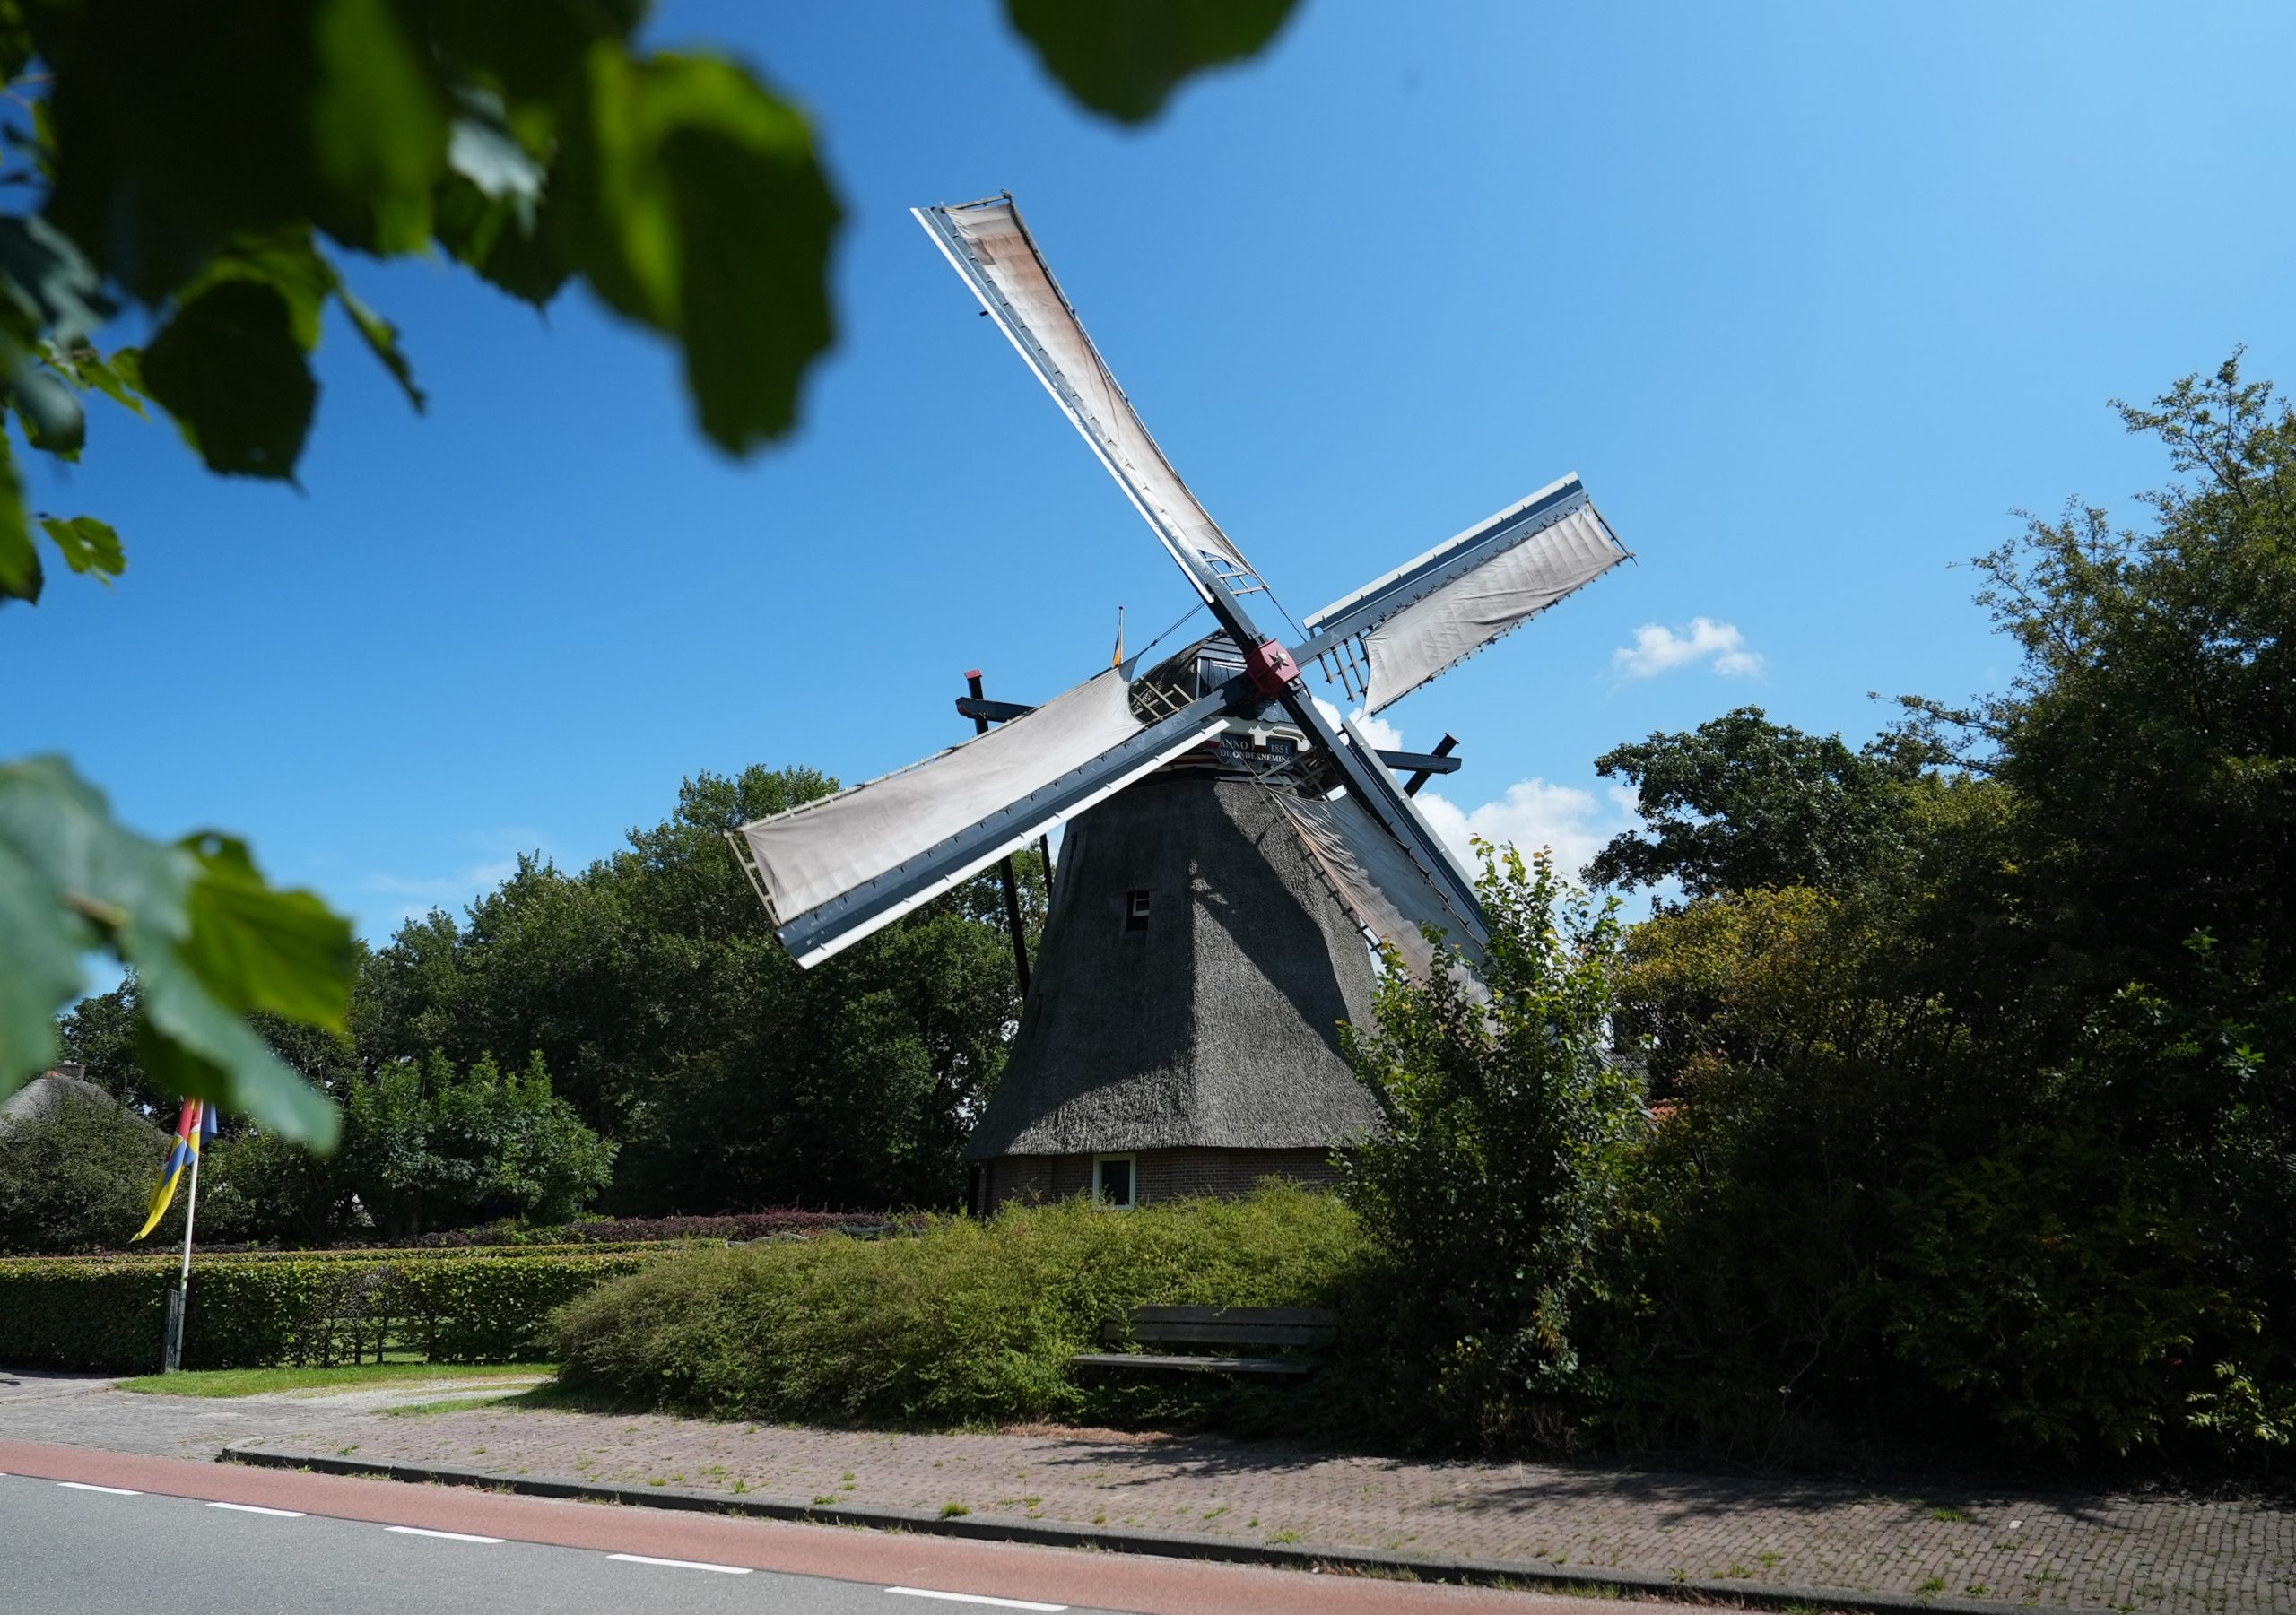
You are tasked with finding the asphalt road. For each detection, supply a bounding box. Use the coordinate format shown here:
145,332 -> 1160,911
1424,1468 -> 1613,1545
0,1470 -> 1110,1615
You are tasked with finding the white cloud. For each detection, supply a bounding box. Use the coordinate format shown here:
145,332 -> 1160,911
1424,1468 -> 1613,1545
363,858 -> 523,903
1300,701 -> 1648,889
1308,697 -> 1406,753
361,839 -> 549,932
1612,617 -> 1763,680
1413,777 -> 1639,881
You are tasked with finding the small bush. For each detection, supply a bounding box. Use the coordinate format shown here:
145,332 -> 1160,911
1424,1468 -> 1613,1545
551,1183 -> 1369,1428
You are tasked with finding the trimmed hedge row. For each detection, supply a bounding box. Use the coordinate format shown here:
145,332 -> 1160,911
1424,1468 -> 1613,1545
4,1240 -> 677,1267
396,1210 -> 918,1247
0,1249 -> 656,1372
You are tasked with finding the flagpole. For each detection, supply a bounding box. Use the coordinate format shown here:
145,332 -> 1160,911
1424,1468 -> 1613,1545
164,1135 -> 203,1374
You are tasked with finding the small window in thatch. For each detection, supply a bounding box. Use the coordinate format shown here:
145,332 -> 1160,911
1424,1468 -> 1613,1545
1122,890 -> 1152,935
1094,1153 -> 1136,1209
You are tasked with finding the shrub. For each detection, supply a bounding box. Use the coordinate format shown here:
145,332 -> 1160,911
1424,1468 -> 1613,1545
0,1247 -> 654,1372
551,1183 -> 1369,1428
0,1086 -> 174,1253
1340,847 -> 1642,1446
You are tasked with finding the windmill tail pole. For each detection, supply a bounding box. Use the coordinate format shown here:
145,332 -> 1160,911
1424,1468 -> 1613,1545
966,671 -> 1033,996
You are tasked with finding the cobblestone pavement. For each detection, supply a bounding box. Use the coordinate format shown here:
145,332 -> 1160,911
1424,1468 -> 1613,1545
6,1371 -> 2291,1612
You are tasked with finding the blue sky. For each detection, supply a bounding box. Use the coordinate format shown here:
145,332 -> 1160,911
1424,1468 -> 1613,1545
7,0 -> 2293,944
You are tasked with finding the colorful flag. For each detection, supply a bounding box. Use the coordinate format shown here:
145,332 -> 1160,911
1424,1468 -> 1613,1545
131,1099 -> 216,1242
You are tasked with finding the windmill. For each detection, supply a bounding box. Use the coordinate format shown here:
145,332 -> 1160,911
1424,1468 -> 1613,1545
727,195 -> 1631,1213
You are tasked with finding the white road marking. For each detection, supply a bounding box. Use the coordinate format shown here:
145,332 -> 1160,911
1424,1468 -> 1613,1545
885,1590 -> 1066,1611
384,1525 -> 503,1543
207,1501 -> 306,1517
57,1482 -> 141,1495
607,1553 -> 753,1575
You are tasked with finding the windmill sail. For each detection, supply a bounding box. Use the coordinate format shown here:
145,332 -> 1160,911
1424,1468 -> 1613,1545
728,669 -> 1231,967
1302,474 -> 1629,713
914,195 -> 1258,587
1275,789 -> 1485,982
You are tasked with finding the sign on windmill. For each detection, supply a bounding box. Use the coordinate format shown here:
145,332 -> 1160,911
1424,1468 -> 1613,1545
726,195 -> 1632,1214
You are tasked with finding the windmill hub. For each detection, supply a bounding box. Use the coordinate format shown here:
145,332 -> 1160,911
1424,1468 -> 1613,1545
727,195 -> 1635,1211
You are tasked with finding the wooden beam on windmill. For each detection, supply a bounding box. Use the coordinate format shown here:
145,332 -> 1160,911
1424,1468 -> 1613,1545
965,669 -> 1033,996
1403,734 -> 1460,797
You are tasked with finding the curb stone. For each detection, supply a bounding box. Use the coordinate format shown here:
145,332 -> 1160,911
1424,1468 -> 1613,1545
221,1440 -> 2075,1615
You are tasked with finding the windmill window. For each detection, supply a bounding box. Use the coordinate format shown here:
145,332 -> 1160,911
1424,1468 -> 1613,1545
1122,890 -> 1152,934
1093,1153 -> 1136,1209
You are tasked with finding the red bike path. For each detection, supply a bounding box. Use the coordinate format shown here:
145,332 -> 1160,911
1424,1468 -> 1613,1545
0,1437 -> 1636,1615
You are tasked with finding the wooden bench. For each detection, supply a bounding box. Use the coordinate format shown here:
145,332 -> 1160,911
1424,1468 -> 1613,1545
1071,1305 -> 1339,1379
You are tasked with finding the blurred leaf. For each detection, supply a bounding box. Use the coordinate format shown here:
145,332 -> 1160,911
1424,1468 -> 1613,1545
448,100 -> 546,206
309,0 -> 448,253
0,214 -> 111,345
334,282 -> 425,412
12,365 -> 83,455
1004,0 -> 1300,123
61,345 -> 149,418
0,756 -> 348,1144
38,516 -> 123,581
141,279 -> 317,479
0,431 -> 38,603
37,1 -> 326,299
191,230 -> 336,348
134,942 -> 343,1147
0,9 -> 33,82
0,756 -> 190,1096
179,833 -> 357,1030
427,0 -> 647,138
556,51 -> 839,452
433,173 -> 571,306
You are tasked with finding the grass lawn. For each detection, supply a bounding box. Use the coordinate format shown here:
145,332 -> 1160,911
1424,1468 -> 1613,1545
117,1362 -> 553,1398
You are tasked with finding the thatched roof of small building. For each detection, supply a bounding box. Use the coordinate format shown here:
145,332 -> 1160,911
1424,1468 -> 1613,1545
0,1069 -> 155,1137
967,770 -> 1387,1159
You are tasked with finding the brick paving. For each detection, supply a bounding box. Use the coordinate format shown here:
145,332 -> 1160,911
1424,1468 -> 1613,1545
5,1370 -> 2291,1611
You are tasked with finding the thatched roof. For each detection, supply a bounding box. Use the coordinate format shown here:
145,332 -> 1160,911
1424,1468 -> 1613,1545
967,769 -> 1387,1159
0,1070 -> 155,1137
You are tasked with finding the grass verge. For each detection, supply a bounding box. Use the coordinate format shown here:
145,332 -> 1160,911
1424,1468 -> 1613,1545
117,1361 -> 552,1398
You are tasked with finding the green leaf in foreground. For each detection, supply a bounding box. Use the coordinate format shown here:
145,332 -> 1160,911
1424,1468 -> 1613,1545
141,278 -> 317,479
38,516 -> 123,582
556,51 -> 840,454
0,433 -> 38,603
0,757 -> 350,1145
1004,0 -> 1301,124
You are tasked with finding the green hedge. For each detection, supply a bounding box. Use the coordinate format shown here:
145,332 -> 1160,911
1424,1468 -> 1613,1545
0,1248 -> 657,1372
4,1239 -> 680,1266
552,1183 -> 1375,1429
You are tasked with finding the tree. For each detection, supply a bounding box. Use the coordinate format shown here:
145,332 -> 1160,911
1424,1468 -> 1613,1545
1572,359 -> 2296,1461
1,0 -> 1302,1142
356,765 -> 1033,1211
54,977 -> 159,1115
1341,847 -> 1641,1444
339,1050 -> 613,1237
1586,708 -> 1916,899
1967,356 -> 2295,1002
